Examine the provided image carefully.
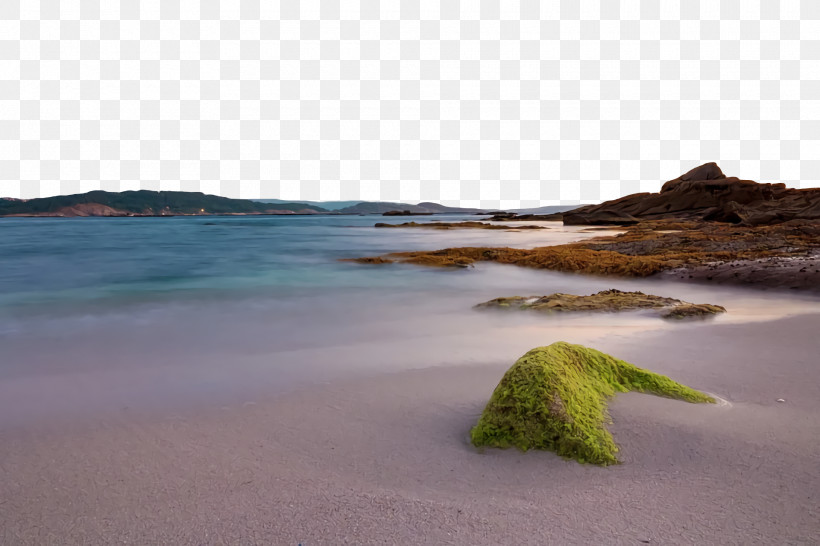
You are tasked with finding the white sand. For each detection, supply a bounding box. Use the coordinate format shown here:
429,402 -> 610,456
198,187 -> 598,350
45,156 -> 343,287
2,314 -> 819,545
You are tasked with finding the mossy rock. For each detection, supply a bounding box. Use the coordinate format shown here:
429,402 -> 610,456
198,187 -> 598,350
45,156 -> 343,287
475,289 -> 726,320
344,256 -> 394,265
471,342 -> 714,465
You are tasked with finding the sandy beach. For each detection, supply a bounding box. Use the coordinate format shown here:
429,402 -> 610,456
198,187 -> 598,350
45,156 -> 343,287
2,0 -> 819,540
2,311 -> 818,545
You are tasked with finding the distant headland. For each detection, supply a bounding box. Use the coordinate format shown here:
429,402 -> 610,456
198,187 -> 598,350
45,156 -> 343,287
0,190 -> 570,218
0,191 -> 327,217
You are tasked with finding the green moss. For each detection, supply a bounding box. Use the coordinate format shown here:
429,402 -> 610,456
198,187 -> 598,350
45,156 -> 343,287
470,342 -> 714,465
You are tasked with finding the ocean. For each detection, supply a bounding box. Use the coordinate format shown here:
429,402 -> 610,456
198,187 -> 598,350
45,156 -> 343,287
1,214 -> 816,425
0,214 -> 605,313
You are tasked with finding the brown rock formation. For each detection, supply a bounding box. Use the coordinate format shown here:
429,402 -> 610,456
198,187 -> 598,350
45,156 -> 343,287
564,163 -> 820,226
562,210 -> 640,226
346,219 -> 820,291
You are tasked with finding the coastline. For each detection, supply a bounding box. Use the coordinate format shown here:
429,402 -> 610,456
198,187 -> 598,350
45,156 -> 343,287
348,219 -> 820,293
3,313 -> 819,544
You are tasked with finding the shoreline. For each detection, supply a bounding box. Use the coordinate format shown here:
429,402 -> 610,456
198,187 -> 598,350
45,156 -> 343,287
347,220 -> 820,293
2,313 -> 819,544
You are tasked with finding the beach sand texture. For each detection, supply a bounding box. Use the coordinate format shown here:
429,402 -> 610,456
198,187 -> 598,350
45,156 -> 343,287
2,313 -> 818,545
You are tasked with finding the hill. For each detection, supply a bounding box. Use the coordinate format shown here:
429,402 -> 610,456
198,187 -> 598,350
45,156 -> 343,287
335,201 -> 487,215
0,191 -> 328,217
253,199 -> 362,211
2,194 -> 583,218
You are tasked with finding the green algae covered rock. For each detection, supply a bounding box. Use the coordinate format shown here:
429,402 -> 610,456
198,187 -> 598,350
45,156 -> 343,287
471,342 -> 714,465
475,289 -> 726,320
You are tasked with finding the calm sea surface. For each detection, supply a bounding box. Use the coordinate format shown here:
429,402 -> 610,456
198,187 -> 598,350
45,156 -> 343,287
0,214 -> 607,313
1,214 -> 817,424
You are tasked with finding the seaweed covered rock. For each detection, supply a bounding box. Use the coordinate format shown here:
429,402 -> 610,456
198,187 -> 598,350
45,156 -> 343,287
374,221 -> 544,230
660,303 -> 727,319
345,220 -> 820,292
475,289 -> 726,320
471,342 -> 714,465
344,256 -> 394,265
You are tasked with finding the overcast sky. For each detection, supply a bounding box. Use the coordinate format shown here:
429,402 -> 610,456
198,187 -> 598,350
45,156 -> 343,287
0,1 -> 817,207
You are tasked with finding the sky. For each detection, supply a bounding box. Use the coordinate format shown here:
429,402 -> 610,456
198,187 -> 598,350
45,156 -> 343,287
0,0 -> 818,208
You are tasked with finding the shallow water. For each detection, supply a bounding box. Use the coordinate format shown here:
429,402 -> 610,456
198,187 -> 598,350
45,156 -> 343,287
1,214 -> 818,425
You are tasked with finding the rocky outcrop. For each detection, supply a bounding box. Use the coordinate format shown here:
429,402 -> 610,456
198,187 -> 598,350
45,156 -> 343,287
562,210 -> 640,226
563,163 -> 820,226
475,289 -> 726,320
659,249 -> 820,291
346,220 -> 820,292
374,221 -> 544,230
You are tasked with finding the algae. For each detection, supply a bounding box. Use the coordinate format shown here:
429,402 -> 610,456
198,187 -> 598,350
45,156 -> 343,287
374,221 -> 544,230
347,220 -> 820,284
470,342 -> 714,465
660,303 -> 727,319
344,256 -> 395,265
475,289 -> 726,320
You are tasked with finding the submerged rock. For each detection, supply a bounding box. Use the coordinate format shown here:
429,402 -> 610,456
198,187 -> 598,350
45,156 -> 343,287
470,342 -> 715,465
475,289 -> 726,320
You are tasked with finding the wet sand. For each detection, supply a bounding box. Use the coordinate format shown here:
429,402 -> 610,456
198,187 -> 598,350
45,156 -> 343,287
2,313 -> 819,545
660,249 -> 820,293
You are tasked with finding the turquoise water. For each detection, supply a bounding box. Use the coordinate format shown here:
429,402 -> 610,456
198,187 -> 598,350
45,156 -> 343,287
1,214 -> 817,424
1,214 -> 420,309
0,215 -> 556,306
0,214 -> 622,320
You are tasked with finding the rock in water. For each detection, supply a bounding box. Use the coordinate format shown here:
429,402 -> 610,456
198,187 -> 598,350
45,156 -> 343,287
470,342 -> 714,465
